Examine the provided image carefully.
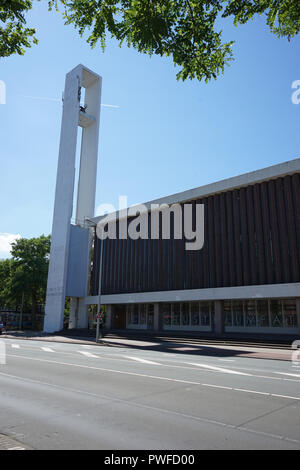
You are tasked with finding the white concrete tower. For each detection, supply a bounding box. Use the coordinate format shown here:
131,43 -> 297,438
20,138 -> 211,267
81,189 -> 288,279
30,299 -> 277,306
44,65 -> 102,333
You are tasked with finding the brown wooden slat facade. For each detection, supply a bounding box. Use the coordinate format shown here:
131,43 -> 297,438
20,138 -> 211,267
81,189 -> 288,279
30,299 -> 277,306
91,174 -> 300,295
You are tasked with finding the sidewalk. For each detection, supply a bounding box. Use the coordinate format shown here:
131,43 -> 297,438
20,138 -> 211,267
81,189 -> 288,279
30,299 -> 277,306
1,328 -> 296,361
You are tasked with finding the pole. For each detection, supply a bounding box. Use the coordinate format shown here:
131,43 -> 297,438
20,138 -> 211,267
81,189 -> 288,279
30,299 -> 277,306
96,228 -> 104,342
96,314 -> 100,342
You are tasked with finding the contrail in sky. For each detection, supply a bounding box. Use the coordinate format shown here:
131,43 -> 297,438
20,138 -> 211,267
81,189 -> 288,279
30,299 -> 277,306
20,94 -> 119,108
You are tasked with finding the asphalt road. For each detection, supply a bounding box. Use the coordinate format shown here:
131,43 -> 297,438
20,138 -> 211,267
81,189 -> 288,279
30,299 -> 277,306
0,337 -> 299,450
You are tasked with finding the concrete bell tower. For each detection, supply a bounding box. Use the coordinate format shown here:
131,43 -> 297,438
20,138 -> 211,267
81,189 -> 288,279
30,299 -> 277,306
44,65 -> 102,333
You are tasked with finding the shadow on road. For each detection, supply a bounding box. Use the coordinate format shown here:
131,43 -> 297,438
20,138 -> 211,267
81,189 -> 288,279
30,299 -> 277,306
1,328 -> 294,361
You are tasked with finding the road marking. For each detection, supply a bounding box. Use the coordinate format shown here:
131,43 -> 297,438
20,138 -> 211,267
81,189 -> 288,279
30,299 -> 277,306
0,370 -> 299,447
201,383 -> 233,391
78,351 -> 99,359
275,372 -> 300,378
186,362 -> 252,376
41,347 -> 55,353
272,393 -> 300,400
7,446 -> 25,450
233,388 -> 269,396
218,359 -> 235,362
11,344 -> 20,349
124,356 -> 161,365
7,354 -> 300,401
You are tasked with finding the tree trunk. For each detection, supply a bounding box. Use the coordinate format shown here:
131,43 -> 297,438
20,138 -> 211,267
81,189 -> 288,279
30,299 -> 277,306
31,292 -> 37,330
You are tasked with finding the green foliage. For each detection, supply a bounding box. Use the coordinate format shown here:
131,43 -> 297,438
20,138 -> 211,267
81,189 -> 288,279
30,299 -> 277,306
223,1 -> 300,40
0,235 -> 50,327
1,1 -> 300,78
0,0 -> 38,57
10,235 -> 50,309
0,258 -> 14,306
53,0 -> 235,82
50,0 -> 300,81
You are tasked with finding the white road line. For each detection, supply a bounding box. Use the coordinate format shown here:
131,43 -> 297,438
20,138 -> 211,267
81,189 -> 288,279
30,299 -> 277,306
124,356 -> 161,365
272,393 -> 300,400
78,351 -> 99,359
0,370 -> 299,447
201,383 -> 233,391
218,359 -> 235,362
41,347 -> 55,353
7,446 -> 25,450
186,362 -> 252,376
11,344 -> 20,349
275,372 -> 300,378
233,388 -> 269,396
7,354 -> 300,401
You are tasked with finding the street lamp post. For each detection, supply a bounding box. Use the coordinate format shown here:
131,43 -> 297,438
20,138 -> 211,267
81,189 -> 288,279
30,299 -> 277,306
84,217 -> 104,343
96,231 -> 104,342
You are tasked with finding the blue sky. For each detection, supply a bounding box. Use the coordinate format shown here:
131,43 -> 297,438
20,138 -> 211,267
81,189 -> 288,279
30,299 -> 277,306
1,1 -> 300,257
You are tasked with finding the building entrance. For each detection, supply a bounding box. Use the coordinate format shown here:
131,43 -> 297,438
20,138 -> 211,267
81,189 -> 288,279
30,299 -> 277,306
113,306 -> 126,329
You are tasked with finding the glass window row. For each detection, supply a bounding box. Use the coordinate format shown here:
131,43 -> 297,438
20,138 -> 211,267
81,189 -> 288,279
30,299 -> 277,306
160,302 -> 214,327
224,299 -> 297,328
126,303 -> 154,328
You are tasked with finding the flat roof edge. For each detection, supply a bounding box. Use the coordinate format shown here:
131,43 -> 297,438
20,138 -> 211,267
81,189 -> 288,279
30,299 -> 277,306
92,158 -> 300,223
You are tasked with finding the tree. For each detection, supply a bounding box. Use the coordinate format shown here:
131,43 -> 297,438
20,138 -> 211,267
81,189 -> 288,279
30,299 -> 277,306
10,235 -> 51,328
1,1 -> 300,80
0,258 -> 14,307
0,0 -> 38,57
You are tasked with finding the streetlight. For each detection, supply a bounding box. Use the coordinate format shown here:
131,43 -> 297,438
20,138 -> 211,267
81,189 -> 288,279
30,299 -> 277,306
84,217 -> 104,342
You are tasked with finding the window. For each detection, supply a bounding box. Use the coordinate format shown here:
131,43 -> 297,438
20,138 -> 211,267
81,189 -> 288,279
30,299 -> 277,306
132,304 -> 139,325
172,303 -> 180,326
211,302 -> 215,327
200,302 -> 210,326
140,304 -> 147,325
191,302 -> 200,325
224,301 -> 232,326
148,304 -> 154,328
283,300 -> 297,328
233,301 -> 244,327
245,300 -> 257,327
270,300 -> 283,327
181,303 -> 190,325
257,300 -> 269,327
126,304 -> 132,324
162,303 -> 171,325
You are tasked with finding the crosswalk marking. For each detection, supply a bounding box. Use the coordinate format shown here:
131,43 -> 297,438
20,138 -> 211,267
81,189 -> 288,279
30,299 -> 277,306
124,356 -> 161,365
78,351 -> 99,359
186,362 -> 252,376
11,344 -> 20,349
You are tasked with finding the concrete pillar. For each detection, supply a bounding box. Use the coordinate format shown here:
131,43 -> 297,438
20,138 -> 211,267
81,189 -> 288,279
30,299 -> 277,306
75,76 -> 102,225
77,298 -> 88,329
153,303 -> 160,331
44,67 -> 82,333
296,298 -> 300,337
44,65 -> 102,333
214,300 -> 224,336
105,305 -> 112,329
69,297 -> 79,329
